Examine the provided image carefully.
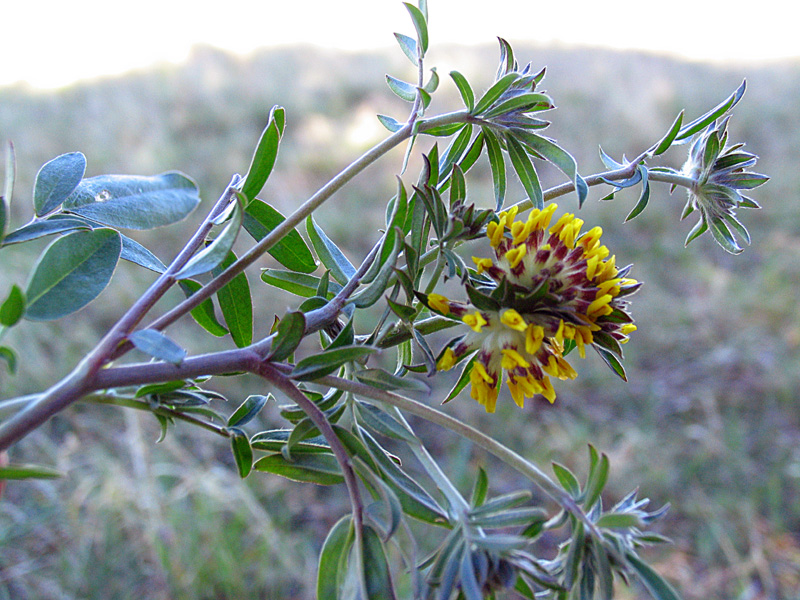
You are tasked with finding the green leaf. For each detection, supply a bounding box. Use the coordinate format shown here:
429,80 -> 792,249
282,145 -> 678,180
386,75 -> 417,102
243,199 -> 317,274
423,67 -> 439,94
449,70 -> 475,112
676,80 -> 746,141
377,114 -> 403,133
394,32 -> 418,64
552,462 -> 581,497
292,345 -> 378,381
403,2 -> 428,55
1,215 -> 93,246
0,346 -> 17,373
0,463 -> 62,480
63,172 -> 200,230
355,368 -> 429,393
33,152 -> 86,216
351,228 -> 403,309
212,251 -> 253,347
360,429 -> 448,525
241,108 -> 283,203
356,401 -> 417,443
483,92 -> 553,119
460,548 -> 483,600
626,552 -> 682,600
318,515 -> 354,600
306,216 -> 356,285
0,284 -> 25,327
469,490 -> 532,516
596,512 -> 643,529
473,72 -> 519,115
179,280 -> 228,337
506,134 -> 543,210
176,199 -> 243,279
652,110 -> 684,156
227,394 -> 271,427
470,467 -> 489,508
253,452 -> 344,485
229,428 -> 253,478
443,357 -> 475,406
261,269 -> 343,298
129,329 -> 186,364
251,429 -> 331,454
516,130 -> 587,205
593,345 -> 627,381
709,216 -> 742,254
119,234 -> 166,273
625,166 -> 650,222
469,507 -> 548,529
483,128 -> 506,210
25,228 -> 121,321
269,311 -> 306,361
583,451 -> 609,511
362,524 -> 397,599
1,141 -> 15,243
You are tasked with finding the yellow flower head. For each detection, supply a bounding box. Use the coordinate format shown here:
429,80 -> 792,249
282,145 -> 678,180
434,203 -> 640,412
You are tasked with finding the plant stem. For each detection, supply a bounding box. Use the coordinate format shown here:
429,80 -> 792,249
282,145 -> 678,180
255,364 -> 365,537
316,374 -> 603,540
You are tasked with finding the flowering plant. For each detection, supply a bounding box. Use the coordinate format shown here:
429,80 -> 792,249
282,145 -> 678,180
0,3 -> 768,599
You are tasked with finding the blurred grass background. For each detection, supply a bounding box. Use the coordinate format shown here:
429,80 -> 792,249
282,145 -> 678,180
0,43 -> 799,599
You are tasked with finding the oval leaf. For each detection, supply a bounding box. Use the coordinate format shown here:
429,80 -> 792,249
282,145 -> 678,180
25,228 -> 121,321
317,515 -> 354,600
63,172 -> 200,230
0,284 -> 25,326
34,152 -> 86,216
243,199 -> 316,273
227,394 -> 271,427
230,428 -> 253,478
128,329 -> 187,365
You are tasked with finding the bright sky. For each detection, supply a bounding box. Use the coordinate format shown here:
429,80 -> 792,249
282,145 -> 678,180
2,0 -> 797,89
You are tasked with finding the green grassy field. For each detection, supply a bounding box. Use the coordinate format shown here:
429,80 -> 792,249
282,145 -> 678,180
1,43 -> 799,599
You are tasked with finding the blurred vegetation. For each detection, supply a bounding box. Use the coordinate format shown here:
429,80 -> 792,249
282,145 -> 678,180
1,43 -> 799,599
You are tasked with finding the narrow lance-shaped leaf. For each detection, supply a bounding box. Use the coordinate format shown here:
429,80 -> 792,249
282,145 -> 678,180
179,280 -> 228,337
33,152 -> 86,217
361,524 -> 397,600
128,329 -> 187,365
676,80 -> 746,141
261,269 -> 343,299
25,228 -> 121,321
243,199 -> 317,274
483,128 -> 506,210
240,107 -> 283,203
213,251 -> 253,347
0,142 -> 13,243
0,346 -> 16,374
317,515 -> 354,600
394,32 -> 418,64
175,197 -> 243,279
472,72 -> 519,116
625,166 -> 650,222
652,110 -> 684,156
229,428 -> 253,478
227,394 -> 271,427
291,345 -> 378,381
306,216 -> 356,285
1,215 -> 93,246
506,134 -> 543,210
449,70 -> 474,112
119,234 -> 166,273
403,2 -> 428,55
252,453 -> 344,485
